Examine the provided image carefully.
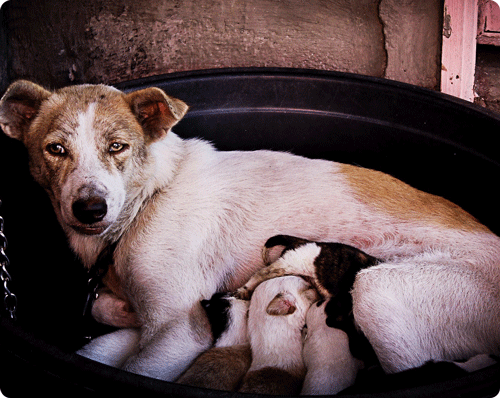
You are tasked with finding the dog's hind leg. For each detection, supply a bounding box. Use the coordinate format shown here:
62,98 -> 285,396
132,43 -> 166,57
352,259 -> 500,373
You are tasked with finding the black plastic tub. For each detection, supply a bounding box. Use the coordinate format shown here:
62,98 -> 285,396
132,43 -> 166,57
1,68 -> 499,397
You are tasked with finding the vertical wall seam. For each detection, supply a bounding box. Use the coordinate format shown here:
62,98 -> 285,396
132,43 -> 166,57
377,0 -> 388,78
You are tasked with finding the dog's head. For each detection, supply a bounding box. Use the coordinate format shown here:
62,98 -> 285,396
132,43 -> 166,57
0,80 -> 188,237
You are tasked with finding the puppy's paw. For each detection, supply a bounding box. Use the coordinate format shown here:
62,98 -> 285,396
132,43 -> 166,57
234,286 -> 252,300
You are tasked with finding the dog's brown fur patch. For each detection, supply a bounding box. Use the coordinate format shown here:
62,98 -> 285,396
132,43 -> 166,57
340,163 -> 489,233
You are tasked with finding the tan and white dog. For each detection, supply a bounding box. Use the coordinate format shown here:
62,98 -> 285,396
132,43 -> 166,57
1,80 -> 500,381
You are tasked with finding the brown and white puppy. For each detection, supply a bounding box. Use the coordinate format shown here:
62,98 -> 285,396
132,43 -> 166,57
239,234 -> 380,299
176,293 -> 251,391
239,276 -> 319,395
237,234 -> 380,362
237,235 -> 379,328
1,80 -> 500,380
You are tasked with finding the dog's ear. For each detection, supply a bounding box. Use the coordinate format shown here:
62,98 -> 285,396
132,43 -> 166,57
125,87 -> 189,142
266,293 -> 297,316
0,80 -> 51,141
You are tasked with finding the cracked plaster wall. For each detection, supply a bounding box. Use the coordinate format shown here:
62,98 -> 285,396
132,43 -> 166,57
0,0 -> 442,93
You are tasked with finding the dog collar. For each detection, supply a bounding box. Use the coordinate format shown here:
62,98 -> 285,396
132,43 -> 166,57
82,241 -> 118,341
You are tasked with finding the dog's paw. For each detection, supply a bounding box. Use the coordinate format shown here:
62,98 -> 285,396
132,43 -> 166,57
92,290 -> 142,328
234,286 -> 252,300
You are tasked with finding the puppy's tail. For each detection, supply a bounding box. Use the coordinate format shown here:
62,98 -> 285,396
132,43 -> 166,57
262,235 -> 312,265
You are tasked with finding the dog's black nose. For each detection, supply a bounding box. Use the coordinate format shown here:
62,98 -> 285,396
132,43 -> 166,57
72,197 -> 107,224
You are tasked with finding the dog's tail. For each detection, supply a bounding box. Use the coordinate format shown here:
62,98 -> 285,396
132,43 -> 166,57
262,235 -> 312,265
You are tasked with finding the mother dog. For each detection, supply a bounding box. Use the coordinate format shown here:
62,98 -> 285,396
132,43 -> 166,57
1,80 -> 499,380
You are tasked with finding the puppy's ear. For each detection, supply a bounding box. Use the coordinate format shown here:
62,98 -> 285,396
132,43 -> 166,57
303,287 -> 320,303
125,87 -> 189,142
266,293 -> 297,316
0,80 -> 51,140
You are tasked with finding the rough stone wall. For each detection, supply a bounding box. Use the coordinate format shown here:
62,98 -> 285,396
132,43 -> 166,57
0,0 -> 442,93
475,45 -> 500,114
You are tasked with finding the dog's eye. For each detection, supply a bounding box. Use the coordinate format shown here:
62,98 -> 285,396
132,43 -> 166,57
46,143 -> 67,156
109,142 -> 128,153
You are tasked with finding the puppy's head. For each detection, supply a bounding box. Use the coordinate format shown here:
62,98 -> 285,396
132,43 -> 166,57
249,276 -> 319,324
264,277 -> 319,317
201,292 -> 249,347
0,81 -> 188,237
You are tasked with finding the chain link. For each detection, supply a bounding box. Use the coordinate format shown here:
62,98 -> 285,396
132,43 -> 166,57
0,205 -> 17,321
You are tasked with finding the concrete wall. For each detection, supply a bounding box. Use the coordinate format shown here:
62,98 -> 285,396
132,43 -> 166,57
0,0 -> 442,94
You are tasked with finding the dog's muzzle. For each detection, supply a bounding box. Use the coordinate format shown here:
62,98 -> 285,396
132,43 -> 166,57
72,197 -> 108,225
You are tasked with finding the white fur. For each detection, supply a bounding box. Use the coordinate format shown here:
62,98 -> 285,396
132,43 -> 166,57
77,328 -> 141,368
245,276 -> 318,375
352,258 -> 500,373
301,300 -> 363,395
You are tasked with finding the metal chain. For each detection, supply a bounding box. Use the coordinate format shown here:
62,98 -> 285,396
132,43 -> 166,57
0,203 -> 17,321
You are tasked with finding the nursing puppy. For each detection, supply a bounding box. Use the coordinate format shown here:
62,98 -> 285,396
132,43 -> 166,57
239,234 -> 380,299
301,299 -> 363,395
239,276 -> 319,395
2,81 -> 500,380
200,293 -> 249,348
176,293 -> 251,391
237,235 -> 379,326
238,234 -> 380,361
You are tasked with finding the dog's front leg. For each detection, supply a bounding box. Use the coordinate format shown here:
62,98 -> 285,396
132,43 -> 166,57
77,328 -> 141,368
122,302 -> 213,381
